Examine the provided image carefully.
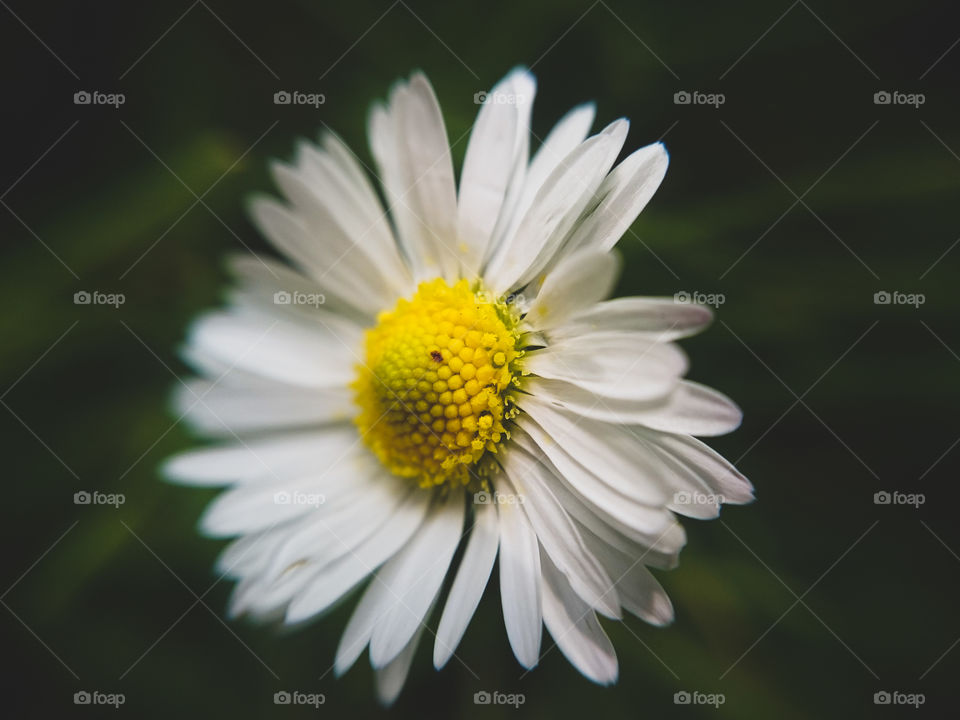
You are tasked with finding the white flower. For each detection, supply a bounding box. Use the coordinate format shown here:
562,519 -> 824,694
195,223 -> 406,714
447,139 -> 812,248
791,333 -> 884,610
165,68 -> 753,704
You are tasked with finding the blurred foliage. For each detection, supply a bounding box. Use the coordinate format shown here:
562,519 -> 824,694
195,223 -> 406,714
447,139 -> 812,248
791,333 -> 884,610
1,0 -> 958,717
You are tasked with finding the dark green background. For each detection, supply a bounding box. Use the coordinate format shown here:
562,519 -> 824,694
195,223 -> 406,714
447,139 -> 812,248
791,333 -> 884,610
1,0 -> 957,717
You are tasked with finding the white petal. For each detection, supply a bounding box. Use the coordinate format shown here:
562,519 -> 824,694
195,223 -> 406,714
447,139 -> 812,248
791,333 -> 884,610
551,296 -> 714,342
523,335 -> 687,402
564,142 -> 669,256
490,103 -> 595,255
173,380 -> 353,436
199,435 -> 370,536
268,160 -> 409,305
497,494 -> 542,668
185,308 -> 358,388
369,491 -> 465,667
375,614 -> 429,706
511,421 -> 682,556
433,500 -> 499,668
517,395 -> 672,506
286,489 -> 432,624
368,99 -> 419,277
523,377 -> 742,436
457,68 -> 536,276
225,253 -> 370,327
263,480 -> 410,584
524,248 -> 620,330
246,195 -> 386,318
164,429 -> 354,486
540,551 -> 618,685
388,74 -> 459,281
485,120 -> 628,294
335,571 -> 390,677
640,429 -> 754,505
500,450 -> 620,618
580,534 -> 674,626
316,132 -> 412,288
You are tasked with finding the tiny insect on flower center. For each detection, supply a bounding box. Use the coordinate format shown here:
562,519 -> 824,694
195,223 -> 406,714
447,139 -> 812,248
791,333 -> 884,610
352,278 -> 522,489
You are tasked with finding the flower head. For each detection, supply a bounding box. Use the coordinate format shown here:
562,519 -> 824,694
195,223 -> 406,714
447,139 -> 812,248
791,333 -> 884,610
165,67 -> 753,704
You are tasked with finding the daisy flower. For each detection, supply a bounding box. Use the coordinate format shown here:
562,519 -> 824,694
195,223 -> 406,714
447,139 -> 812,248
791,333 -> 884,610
165,67 -> 753,704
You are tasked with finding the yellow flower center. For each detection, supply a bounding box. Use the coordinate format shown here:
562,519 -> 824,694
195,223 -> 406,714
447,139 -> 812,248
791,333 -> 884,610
352,278 -> 522,489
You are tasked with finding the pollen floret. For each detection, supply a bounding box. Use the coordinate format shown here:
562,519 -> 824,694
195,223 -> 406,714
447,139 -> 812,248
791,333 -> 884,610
353,278 -> 521,488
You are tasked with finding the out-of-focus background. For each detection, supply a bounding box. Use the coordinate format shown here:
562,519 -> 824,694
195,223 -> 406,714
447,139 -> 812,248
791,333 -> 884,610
1,0 -> 957,717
